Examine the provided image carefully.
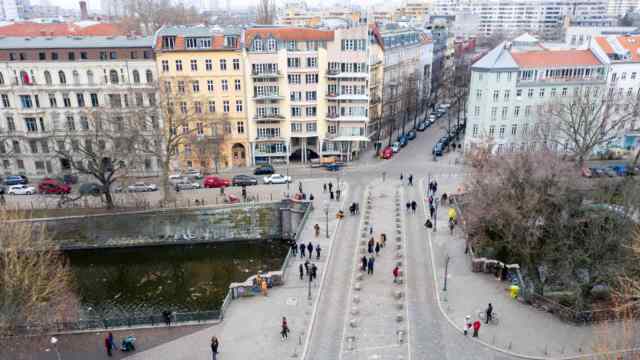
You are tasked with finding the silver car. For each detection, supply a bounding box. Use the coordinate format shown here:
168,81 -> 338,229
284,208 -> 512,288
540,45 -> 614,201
127,182 -> 158,192
176,181 -> 201,190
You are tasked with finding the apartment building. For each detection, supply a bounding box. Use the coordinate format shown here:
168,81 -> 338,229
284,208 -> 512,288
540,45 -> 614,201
244,25 -> 370,164
0,36 -> 160,178
565,25 -> 639,47
154,26 -> 249,171
0,0 -> 29,21
464,34 -> 610,153
607,0 -> 640,17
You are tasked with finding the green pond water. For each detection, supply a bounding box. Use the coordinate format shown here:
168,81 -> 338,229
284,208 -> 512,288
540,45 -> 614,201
66,240 -> 289,319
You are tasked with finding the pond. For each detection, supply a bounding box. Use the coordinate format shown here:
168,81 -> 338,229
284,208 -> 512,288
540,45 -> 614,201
66,240 -> 289,319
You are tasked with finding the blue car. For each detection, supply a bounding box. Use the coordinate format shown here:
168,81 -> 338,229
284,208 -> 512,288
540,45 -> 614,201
432,142 -> 444,156
325,163 -> 343,171
407,130 -> 417,140
4,175 -> 28,185
398,135 -> 408,147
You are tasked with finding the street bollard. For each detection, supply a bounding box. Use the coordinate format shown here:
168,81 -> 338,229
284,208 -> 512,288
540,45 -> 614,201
397,330 -> 405,344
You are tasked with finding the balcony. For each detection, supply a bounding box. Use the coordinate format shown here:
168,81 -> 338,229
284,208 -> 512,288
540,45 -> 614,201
326,92 -> 369,101
326,113 -> 368,122
252,93 -> 284,101
254,114 -> 285,122
251,70 -> 282,78
255,135 -> 286,142
516,75 -> 606,87
326,70 -> 368,79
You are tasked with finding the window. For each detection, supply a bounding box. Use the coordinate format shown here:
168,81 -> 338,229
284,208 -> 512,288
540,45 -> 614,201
44,71 -> 52,85
499,125 -> 505,138
233,59 -> 240,70
179,101 -> 188,114
175,60 -> 183,71
63,94 -> 71,107
223,100 -> 230,113
622,72 -> 627,80
562,88 -> 568,97
512,124 -> 517,135
66,116 -> 75,131
516,89 -> 522,98
208,101 -> 216,113
493,90 -> 499,101
253,39 -> 263,51
539,88 -> 545,98
237,121 -> 244,134
58,71 -> 66,84
267,38 -> 277,51
99,51 -> 107,60
177,81 -> 185,93
5,116 -> 15,132
476,89 -> 482,99
195,122 -> 204,135
20,95 -> 32,109
148,93 -> 156,106
504,90 -> 509,102
132,70 -> 140,83
288,74 -> 301,84
305,74 -> 318,84
90,93 -> 99,107
80,116 -> 89,130
305,107 -> 317,116
51,52 -> 58,60
161,60 -> 169,72
192,80 -> 200,93
307,57 -> 318,68
234,79 -> 241,91
109,70 -> 119,84
527,88 -> 534,98
306,91 -> 317,101
207,80 -> 214,92
48,94 -> 57,107
551,88 -> 556,97
194,101 -> 202,113
291,107 -> 301,117
41,141 -> 49,153
474,106 -> 480,116
489,125 -> 495,137
220,59 -> 227,71
306,123 -> 316,132
205,59 -> 212,71
287,57 -> 300,68
190,59 -> 198,71
146,70 -> 153,83
291,123 -> 302,132
25,117 -> 37,132
135,93 -> 143,106
472,124 -> 478,137
12,140 -> 20,153
76,93 -> 85,107
39,52 -> 45,60
235,100 -> 243,112
514,106 -> 520,118
221,80 -> 228,91
1,94 -> 9,108
632,72 -> 637,80
501,107 -> 508,119
490,107 -> 497,120
496,72 -> 501,81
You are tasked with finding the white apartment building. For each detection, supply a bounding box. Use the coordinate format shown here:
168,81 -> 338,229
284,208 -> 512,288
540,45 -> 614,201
433,0 -> 609,39
244,25 -> 370,164
0,0 -> 29,21
0,36 -> 160,178
464,34 -> 610,153
607,0 -> 640,17
565,25 -> 639,47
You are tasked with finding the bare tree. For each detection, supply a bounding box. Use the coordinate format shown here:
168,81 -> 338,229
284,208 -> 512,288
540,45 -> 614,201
119,0 -> 206,35
256,0 -> 276,25
0,211 -> 77,343
535,89 -> 639,166
190,119 -> 230,174
400,72 -> 419,135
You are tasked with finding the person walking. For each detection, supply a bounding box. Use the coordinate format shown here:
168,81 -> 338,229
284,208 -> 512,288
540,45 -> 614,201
307,242 -> 313,258
336,189 -> 341,201
429,204 -> 435,219
315,245 -> 321,259
368,237 -> 374,254
107,331 -> 117,352
408,174 -> 413,186
375,242 -> 380,256
330,190 -> 334,200
299,263 -> 304,280
472,319 -> 481,337
299,243 -> 306,258
406,201 -> 411,213
369,225 -> 373,236
309,193 -> 314,201
393,266 -> 400,283
261,277 -> 268,296
323,183 -> 327,193
281,317 -> 290,340
485,303 -> 493,324
328,182 -> 333,192
304,260 -> 310,275
381,233 -> 387,247
463,316 -> 472,336
311,263 -> 318,281
105,335 -> 113,357
367,256 -> 375,274
298,181 -> 303,194
400,173 -> 404,185
433,181 -> 438,194
361,256 -> 368,271
211,337 -> 219,360
314,223 -> 320,237
411,201 -> 417,215
291,241 -> 298,256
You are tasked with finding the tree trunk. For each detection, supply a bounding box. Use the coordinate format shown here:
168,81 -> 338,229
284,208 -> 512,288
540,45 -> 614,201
161,158 -> 173,204
104,190 -> 115,209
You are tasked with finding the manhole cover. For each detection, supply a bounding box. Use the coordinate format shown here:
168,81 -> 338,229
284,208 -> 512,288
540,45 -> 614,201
286,297 -> 298,306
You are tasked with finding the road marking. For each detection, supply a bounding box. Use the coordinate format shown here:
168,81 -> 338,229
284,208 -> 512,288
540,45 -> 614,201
399,186 -> 412,360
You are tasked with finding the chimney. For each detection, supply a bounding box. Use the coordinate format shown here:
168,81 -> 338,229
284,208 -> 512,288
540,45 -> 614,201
79,1 -> 88,20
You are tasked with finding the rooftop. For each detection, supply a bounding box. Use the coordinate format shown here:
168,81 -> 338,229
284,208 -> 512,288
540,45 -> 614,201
0,21 -> 125,37
155,25 -> 241,37
245,27 -> 334,45
511,50 -> 602,68
0,36 -> 154,49
595,35 -> 640,62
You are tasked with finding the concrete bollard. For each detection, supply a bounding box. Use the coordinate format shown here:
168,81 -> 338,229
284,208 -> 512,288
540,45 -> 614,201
396,252 -> 403,259
396,261 -> 403,266
347,336 -> 356,351
354,282 -> 362,291
396,244 -> 402,250
355,273 -> 363,281
351,306 -> 359,315
396,302 -> 404,310
394,290 -> 403,299
353,295 -> 360,304
396,236 -> 402,242
396,229 -> 402,235
397,330 -> 405,344
396,313 -> 404,322
350,319 -> 358,328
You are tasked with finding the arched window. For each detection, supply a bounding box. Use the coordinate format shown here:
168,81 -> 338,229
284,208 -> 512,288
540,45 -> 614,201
109,70 -> 119,84
86,70 -> 94,84
44,71 -> 52,85
72,70 -> 80,84
0,72 -> 4,85
145,69 -> 153,83
132,70 -> 140,83
58,70 -> 66,84
19,70 -> 30,85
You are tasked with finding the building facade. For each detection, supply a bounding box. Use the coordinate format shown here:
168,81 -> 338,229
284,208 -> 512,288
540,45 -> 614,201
154,26 -> 249,172
0,36 -> 160,178
0,0 -> 29,21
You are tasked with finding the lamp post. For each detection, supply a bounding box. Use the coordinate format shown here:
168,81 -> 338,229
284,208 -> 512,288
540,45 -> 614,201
50,336 -> 62,360
323,201 -> 330,239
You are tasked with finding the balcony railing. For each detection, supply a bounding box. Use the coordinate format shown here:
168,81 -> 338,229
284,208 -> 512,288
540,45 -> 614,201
326,70 -> 368,79
251,70 -> 282,78
326,92 -> 369,101
254,114 -> 285,121
252,93 -> 284,100
516,75 -> 606,86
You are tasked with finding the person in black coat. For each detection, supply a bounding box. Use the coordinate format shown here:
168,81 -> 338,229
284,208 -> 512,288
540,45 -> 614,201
299,243 -> 306,258
361,256 -> 368,271
307,242 -> 313,258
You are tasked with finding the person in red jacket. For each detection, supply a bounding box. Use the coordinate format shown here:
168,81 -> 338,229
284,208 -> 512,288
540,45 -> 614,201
393,266 -> 400,283
472,320 -> 481,337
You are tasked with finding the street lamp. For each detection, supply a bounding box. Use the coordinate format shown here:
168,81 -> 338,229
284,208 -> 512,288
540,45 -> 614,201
50,336 -> 62,360
323,201 -> 330,239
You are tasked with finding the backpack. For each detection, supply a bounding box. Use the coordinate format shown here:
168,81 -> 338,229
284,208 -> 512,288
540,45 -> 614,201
424,219 -> 433,228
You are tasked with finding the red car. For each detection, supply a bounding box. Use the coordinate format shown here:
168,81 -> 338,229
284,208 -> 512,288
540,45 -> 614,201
38,179 -> 71,194
382,146 -> 393,159
203,176 -> 231,188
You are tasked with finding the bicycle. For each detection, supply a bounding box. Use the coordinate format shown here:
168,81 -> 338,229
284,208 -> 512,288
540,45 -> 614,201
477,310 -> 500,325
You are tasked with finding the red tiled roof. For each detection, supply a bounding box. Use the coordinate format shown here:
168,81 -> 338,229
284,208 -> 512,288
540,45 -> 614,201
0,22 -> 126,37
245,27 -> 334,45
511,50 -> 601,68
595,35 -> 640,62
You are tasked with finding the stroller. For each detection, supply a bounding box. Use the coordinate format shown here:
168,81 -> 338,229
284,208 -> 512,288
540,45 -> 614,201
121,336 -> 136,352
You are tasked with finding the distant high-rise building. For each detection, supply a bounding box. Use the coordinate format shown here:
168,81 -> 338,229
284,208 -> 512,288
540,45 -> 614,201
607,0 -> 640,17
1,0 -> 30,21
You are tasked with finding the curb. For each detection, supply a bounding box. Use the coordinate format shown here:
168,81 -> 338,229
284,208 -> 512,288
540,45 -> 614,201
419,176 -> 640,360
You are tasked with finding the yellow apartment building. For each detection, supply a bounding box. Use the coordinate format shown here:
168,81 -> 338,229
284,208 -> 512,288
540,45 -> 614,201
154,26 -> 249,172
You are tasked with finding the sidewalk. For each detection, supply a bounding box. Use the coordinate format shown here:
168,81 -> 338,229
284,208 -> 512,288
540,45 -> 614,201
125,178 -> 348,360
423,176 -> 640,359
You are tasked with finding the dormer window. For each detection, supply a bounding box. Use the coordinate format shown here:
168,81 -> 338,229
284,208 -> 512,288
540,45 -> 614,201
162,36 -> 176,49
224,36 -> 238,48
185,37 -> 212,49
267,38 -> 277,52
254,39 -> 263,51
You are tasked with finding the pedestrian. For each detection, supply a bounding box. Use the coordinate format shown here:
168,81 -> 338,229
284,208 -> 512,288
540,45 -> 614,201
393,265 -> 400,283
406,201 -> 411,213
291,241 -> 297,256
108,331 -> 117,351
375,242 -> 380,256
0,193 -> 5,206
336,189 -> 341,200
307,242 -> 313,258
302,193 -> 307,200
298,181 -> 303,194
429,205 -> 435,219
242,186 -> 247,201
400,173 -> 404,184
361,256 -> 368,271
304,260 -> 310,275
433,181 -> 438,194
382,171 -> 386,182
428,195 -> 433,206
323,183 -> 327,192
328,182 -> 333,192
408,174 -> 413,186
463,316 -> 472,336
314,223 -> 320,237
211,336 -> 219,360
442,192 -> 448,205
281,317 -> 290,340
368,237 -> 374,254
330,190 -> 334,200
163,310 -> 172,326
105,335 -> 113,356
486,303 -> 493,324
311,263 -> 318,281
381,233 -> 387,247
367,256 -> 375,274
472,320 -> 481,337
411,200 -> 417,215
299,263 -> 304,280
299,243 -> 306,258
315,245 -> 321,259
261,277 -> 268,296
355,203 -> 359,214
369,225 -> 373,235
309,193 -> 314,201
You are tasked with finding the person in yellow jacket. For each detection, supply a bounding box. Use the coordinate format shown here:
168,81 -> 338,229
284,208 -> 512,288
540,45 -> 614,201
448,207 -> 457,223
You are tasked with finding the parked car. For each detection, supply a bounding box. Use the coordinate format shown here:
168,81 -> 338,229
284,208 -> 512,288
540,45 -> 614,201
169,174 -> 185,184
127,182 -> 158,192
590,167 -> 606,177
185,169 -> 203,180
325,163 -> 344,171
4,175 -> 28,186
438,103 -> 451,110
263,174 -> 291,184
176,181 -> 201,190
436,109 -> 447,118
204,176 -> 231,188
8,184 -> 36,195
416,122 -> 428,131
38,179 -> 71,194
407,130 -> 417,140
398,135 -> 408,147
604,168 -> 618,177
254,164 -> 275,175
432,142 -> 444,156
382,146 -> 394,159
391,142 -> 400,153
429,114 -> 436,124
439,136 -> 450,146
232,175 -> 258,187
611,164 -> 629,176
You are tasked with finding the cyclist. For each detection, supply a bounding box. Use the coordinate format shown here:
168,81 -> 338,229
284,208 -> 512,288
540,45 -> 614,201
485,303 -> 493,324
